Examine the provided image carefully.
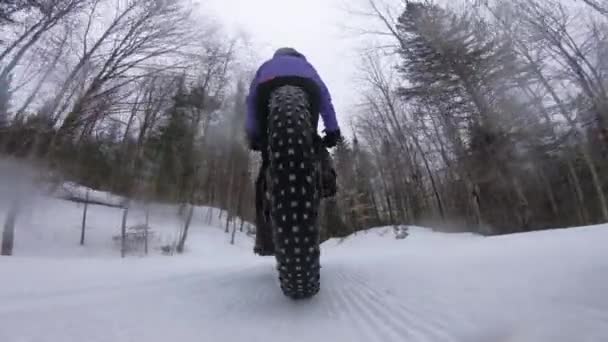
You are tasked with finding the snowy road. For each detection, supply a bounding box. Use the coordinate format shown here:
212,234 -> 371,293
2,257 -> 489,342
1,199 -> 608,342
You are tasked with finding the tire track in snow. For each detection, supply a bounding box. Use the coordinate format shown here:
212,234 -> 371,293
336,271 -> 426,341
320,271 -> 380,342
346,270 -> 463,340
337,271 -> 427,341
339,285 -> 410,341
0,264 -> 259,315
326,273 -> 388,342
329,269 -> 418,342
345,270 -> 470,336
0,264 -> 251,304
336,270 -> 455,342
344,269 -> 459,325
320,275 -> 343,321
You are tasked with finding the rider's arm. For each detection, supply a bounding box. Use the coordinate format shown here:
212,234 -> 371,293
310,66 -> 340,134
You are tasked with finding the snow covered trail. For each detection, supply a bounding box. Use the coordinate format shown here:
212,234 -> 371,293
2,199 -> 608,342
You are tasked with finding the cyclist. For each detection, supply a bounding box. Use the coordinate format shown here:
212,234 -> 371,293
246,47 -> 342,255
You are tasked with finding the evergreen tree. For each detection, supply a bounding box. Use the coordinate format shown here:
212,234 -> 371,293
395,2 -> 535,232
396,1 -> 528,129
147,79 -> 197,201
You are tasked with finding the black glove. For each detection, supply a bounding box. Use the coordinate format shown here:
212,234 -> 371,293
248,136 -> 262,151
322,129 -> 342,148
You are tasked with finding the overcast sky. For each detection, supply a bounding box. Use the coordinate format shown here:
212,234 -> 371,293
203,0 -> 369,133
202,0 -> 516,134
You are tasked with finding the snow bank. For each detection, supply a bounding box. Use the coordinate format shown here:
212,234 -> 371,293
1,191 -> 607,342
53,182 -> 128,208
1,194 -> 253,258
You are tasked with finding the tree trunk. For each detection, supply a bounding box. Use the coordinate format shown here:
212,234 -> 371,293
206,206 -> 213,225
230,217 -> 237,245
121,206 -> 129,258
467,179 -> 484,233
348,196 -> 359,232
537,168 -> 559,219
80,190 -> 89,245
144,205 -> 150,255
581,146 -> 608,221
369,191 -> 382,226
567,159 -> 589,225
511,177 -> 532,231
1,202 -> 19,256
176,204 -> 194,253
223,153 -> 236,233
235,170 -> 247,231
412,135 -> 445,221
385,191 -> 395,226
224,213 -> 232,233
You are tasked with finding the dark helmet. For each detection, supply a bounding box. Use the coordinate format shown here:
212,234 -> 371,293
273,47 -> 306,59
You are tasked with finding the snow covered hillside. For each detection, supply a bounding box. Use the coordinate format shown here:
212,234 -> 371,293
1,194 -> 608,342
1,194 -> 253,258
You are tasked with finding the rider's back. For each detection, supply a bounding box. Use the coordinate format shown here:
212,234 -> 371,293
254,54 -> 319,84
246,48 -> 339,142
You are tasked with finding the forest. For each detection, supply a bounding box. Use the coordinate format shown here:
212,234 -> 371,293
1,0 -> 607,241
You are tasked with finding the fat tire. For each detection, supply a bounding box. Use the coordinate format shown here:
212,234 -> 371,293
266,85 -> 321,299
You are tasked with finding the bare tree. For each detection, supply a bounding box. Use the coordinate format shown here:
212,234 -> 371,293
0,0 -> 87,79
516,0 -> 607,133
504,0 -> 608,221
14,29 -> 69,119
55,0 -> 199,142
580,0 -> 608,17
344,0 -> 608,234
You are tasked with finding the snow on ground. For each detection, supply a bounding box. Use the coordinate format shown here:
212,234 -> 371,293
6,194 -> 253,258
1,193 -> 608,342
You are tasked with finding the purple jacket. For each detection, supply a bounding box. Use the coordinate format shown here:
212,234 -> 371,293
245,50 -> 339,141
